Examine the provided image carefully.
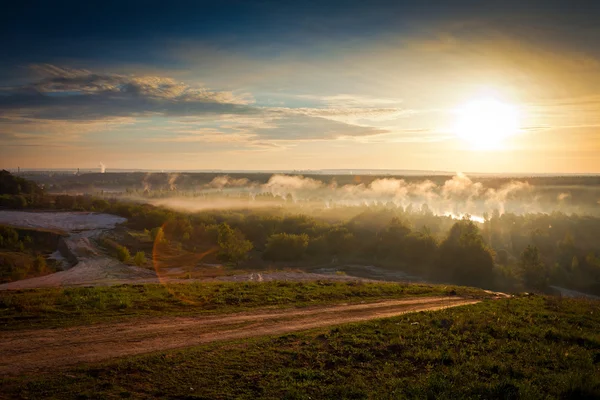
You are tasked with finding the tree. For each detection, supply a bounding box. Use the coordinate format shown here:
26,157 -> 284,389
436,218 -> 494,287
0,170 -> 44,196
324,227 -> 355,256
217,223 -> 253,265
518,245 -> 548,291
264,233 -> 309,261
378,217 -> 411,259
402,231 -> 438,266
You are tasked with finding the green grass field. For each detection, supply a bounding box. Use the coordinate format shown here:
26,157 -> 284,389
0,281 -> 491,330
2,295 -> 598,399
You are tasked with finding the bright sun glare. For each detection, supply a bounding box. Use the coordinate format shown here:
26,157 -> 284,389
454,97 -> 520,150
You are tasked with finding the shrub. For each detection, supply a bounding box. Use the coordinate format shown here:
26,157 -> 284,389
33,255 -> 47,273
217,223 -> 253,265
264,233 -> 309,261
150,227 -> 164,241
116,246 -> 131,263
134,251 -> 147,266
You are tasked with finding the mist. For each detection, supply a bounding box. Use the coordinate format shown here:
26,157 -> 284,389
131,173 -> 599,220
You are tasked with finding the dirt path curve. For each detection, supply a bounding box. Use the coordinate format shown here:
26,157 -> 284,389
0,296 -> 478,375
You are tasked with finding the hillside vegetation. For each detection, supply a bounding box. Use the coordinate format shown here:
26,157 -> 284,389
0,225 -> 62,283
0,281 -> 490,330
2,295 -> 598,399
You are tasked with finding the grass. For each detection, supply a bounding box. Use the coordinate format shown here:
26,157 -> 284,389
0,281 -> 491,331
2,295 -> 599,399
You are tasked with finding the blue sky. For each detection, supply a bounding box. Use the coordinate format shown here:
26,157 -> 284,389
2,0 -> 600,172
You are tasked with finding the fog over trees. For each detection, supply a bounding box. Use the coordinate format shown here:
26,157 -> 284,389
2,170 -> 600,294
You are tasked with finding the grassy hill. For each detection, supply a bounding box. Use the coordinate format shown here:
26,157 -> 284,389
1,283 -> 598,399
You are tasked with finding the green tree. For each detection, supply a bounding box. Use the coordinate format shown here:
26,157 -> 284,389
436,218 -> 494,288
378,217 -> 411,259
518,245 -> 548,291
217,223 -> 253,265
264,233 -> 309,261
324,227 -> 355,256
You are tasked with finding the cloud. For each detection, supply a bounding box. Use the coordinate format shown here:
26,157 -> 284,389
294,94 -> 404,108
253,114 -> 388,140
0,64 -> 409,149
272,106 -> 413,124
0,64 -> 256,122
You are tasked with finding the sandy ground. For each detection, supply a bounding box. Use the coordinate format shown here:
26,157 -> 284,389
315,265 -> 423,283
0,257 -> 158,289
0,211 -> 377,289
218,271 -> 375,283
0,211 -> 157,290
0,297 -> 479,375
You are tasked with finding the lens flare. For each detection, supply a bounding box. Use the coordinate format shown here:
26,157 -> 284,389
151,224 -> 218,304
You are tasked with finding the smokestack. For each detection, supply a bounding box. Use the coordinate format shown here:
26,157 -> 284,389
99,162 -> 106,173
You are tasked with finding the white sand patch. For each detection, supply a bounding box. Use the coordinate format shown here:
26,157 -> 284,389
0,211 -> 376,289
0,258 -> 158,290
0,210 -> 160,290
218,271 -> 374,282
48,250 -> 70,270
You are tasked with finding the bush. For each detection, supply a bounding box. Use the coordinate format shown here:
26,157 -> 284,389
217,223 -> 253,265
33,255 -> 47,273
264,233 -> 309,261
134,251 -> 147,266
116,246 -> 131,263
150,227 -> 164,241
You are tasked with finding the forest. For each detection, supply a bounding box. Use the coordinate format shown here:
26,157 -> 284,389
1,170 -> 600,294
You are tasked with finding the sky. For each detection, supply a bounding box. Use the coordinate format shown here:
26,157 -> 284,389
1,0 -> 600,173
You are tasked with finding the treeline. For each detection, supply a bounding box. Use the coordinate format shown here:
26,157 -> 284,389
1,171 -> 599,293
117,202 -> 600,294
21,170 -> 600,192
0,170 -> 47,208
482,210 -> 600,294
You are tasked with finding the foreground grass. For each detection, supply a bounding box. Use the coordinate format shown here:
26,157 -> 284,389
0,281 -> 490,330
2,296 -> 599,399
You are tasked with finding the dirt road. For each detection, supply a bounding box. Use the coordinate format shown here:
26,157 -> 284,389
0,297 -> 478,375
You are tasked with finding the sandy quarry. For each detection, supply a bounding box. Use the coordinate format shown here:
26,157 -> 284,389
0,211 -> 372,289
0,296 -> 479,374
0,211 -> 157,290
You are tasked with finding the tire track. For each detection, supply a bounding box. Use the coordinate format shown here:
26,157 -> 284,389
0,296 -> 479,374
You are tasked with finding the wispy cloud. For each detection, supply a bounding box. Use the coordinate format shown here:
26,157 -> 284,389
1,64 -> 418,148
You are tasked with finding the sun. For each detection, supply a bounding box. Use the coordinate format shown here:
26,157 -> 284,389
454,97 -> 520,150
